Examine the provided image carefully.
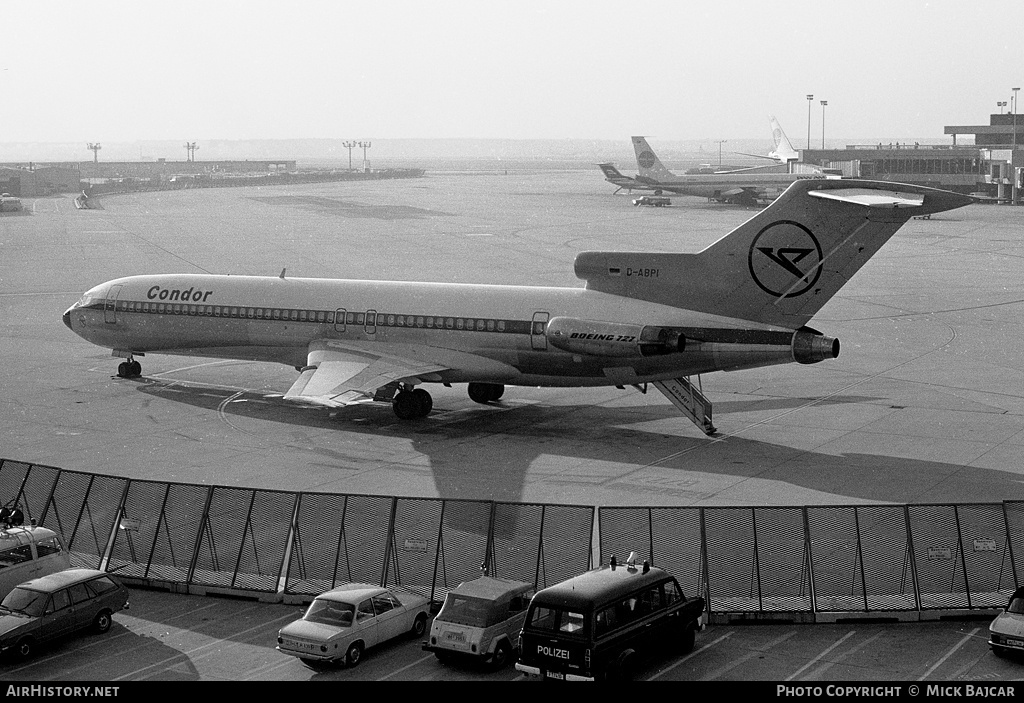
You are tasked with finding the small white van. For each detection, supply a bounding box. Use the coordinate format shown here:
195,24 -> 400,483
0,526 -> 71,600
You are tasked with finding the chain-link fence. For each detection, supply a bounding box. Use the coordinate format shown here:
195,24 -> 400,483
2,458 -> 1018,615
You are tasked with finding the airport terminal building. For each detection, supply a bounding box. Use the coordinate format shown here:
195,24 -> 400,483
802,111 -> 1023,202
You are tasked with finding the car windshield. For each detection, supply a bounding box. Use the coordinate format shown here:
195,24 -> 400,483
304,599 -> 355,627
0,588 -> 48,617
436,595 -> 501,627
1008,596 -> 1024,614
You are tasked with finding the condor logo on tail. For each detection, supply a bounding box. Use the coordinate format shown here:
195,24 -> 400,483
748,221 -> 823,298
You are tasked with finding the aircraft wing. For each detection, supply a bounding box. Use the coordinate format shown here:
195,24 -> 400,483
284,343 -> 449,407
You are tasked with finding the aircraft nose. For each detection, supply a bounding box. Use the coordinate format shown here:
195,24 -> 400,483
63,307 -> 73,330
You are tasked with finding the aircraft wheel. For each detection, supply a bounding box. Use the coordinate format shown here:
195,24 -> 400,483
393,392 -> 419,419
129,360 -> 142,377
117,362 -> 129,378
411,389 -> 432,417
468,383 -> 503,404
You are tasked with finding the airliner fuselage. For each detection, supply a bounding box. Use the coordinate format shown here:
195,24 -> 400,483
63,273 -> 803,388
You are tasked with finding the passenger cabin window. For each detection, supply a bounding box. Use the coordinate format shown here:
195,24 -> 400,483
527,606 -> 586,635
357,598 -> 375,621
67,583 -> 92,605
372,593 -> 396,614
35,538 -> 63,557
508,592 -> 533,614
49,590 -> 71,613
0,544 -> 34,567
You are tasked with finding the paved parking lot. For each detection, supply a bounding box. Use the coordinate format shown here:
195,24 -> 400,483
0,586 -> 1015,682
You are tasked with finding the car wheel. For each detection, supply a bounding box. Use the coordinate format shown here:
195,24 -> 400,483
491,640 -> 513,669
613,649 -> 636,681
411,613 -> 427,637
93,609 -> 113,634
14,637 -> 35,660
345,641 -> 364,667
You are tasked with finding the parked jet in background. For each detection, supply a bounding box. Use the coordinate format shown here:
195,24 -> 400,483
597,162 -> 649,194
736,116 -> 835,175
63,180 -> 971,434
630,136 -> 833,205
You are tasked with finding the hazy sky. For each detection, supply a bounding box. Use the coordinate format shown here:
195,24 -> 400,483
1,0 -> 1021,143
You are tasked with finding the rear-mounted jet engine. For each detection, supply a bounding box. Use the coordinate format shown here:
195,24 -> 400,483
546,317 -> 686,357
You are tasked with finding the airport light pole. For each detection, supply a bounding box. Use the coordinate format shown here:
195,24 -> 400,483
806,94 -> 814,150
714,140 -> 727,167
820,100 -> 827,149
1013,87 -> 1020,204
358,141 -> 371,172
998,101 -> 1007,114
184,142 -> 198,162
342,140 -> 357,170
87,143 -> 101,163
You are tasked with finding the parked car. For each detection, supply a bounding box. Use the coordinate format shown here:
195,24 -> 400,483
277,584 -> 431,668
423,575 -> 535,668
0,569 -> 130,660
516,553 -> 706,681
990,586 -> 1024,657
0,524 -> 71,601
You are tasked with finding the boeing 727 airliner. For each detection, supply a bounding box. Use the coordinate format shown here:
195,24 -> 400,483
63,179 -> 972,433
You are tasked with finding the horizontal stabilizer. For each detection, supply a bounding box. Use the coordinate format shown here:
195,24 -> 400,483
808,188 -> 924,208
578,179 -> 973,328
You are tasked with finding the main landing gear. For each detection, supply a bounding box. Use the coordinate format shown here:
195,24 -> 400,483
392,387 -> 433,420
390,383 -> 506,420
468,383 -> 504,404
116,357 -> 142,379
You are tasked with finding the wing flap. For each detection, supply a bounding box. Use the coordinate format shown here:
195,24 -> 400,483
284,347 -> 448,407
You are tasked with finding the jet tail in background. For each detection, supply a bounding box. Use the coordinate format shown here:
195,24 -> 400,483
598,162 -> 628,180
768,115 -> 800,164
575,179 -> 973,329
631,136 -> 679,181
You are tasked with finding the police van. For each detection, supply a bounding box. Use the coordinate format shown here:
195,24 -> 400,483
515,553 -> 705,681
0,506 -> 71,600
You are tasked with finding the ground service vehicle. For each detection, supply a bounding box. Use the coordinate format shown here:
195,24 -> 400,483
515,554 -> 705,681
276,584 -> 431,668
0,569 -> 130,660
632,195 -> 671,207
423,575 -> 535,668
0,194 -> 22,212
989,586 -> 1024,656
0,508 -> 71,601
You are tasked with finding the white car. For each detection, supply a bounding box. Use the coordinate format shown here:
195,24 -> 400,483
990,587 -> 1024,657
277,584 -> 431,667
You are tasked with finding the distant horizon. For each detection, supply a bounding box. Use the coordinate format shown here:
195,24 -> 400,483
0,135 -> 974,166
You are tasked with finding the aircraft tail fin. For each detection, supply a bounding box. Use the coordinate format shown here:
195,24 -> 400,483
631,136 -> 678,181
597,162 -> 627,179
768,115 -> 800,164
575,179 -> 972,329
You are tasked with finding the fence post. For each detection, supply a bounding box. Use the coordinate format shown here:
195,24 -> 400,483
905,505 -> 922,613
186,486 -> 216,585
